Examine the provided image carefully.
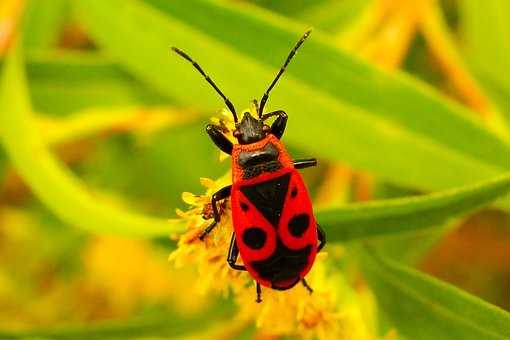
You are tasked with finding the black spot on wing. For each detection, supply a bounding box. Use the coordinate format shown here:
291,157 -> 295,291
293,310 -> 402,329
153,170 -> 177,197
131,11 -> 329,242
291,186 -> 298,198
288,213 -> 310,237
240,202 -> 249,211
242,227 -> 266,250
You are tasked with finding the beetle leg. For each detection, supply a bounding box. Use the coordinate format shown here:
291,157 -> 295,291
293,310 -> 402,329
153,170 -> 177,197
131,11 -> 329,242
256,282 -> 262,303
301,278 -> 313,294
206,124 -> 233,155
262,110 -> 288,139
317,223 -> 326,252
199,185 -> 232,240
227,233 -> 246,271
293,158 -> 317,169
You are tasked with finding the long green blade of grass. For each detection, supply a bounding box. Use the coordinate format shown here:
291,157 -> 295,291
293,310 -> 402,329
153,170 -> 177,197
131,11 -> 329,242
460,0 -> 510,123
318,173 -> 510,241
145,0 -> 510,169
0,303 -> 234,340
360,247 -> 510,339
74,0 -> 510,206
25,51 -> 167,115
0,44 -> 181,237
21,0 -> 67,50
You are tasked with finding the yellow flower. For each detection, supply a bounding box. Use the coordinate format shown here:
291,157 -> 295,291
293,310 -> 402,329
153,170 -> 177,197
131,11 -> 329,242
84,236 -> 207,315
170,173 -> 246,296
169,111 -> 377,338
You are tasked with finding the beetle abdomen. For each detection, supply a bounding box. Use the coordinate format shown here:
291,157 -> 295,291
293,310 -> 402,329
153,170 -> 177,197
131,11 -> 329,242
231,168 -> 318,289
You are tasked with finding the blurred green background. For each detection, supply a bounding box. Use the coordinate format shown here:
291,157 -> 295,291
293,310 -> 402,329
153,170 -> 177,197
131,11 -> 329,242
1,0 -> 510,339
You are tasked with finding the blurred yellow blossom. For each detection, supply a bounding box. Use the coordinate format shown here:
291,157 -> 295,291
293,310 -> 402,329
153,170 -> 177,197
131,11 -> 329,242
83,236 -> 207,315
170,173 -> 246,296
0,0 -> 23,56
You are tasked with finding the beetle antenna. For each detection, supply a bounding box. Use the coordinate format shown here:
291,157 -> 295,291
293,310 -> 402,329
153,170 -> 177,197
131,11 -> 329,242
252,99 -> 259,114
258,29 -> 312,118
171,47 -> 238,123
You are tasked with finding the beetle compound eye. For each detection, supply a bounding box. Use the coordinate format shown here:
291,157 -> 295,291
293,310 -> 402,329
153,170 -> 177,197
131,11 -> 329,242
243,227 -> 267,250
288,213 -> 310,237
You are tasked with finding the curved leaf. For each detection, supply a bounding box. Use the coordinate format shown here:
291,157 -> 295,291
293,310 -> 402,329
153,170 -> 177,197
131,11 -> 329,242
360,247 -> 510,340
25,51 -> 167,115
74,0 -> 510,207
460,0 -> 510,123
0,45 -> 181,237
318,173 -> 510,241
0,303 -> 234,340
461,0 -> 510,92
21,0 -> 67,50
145,0 -> 510,169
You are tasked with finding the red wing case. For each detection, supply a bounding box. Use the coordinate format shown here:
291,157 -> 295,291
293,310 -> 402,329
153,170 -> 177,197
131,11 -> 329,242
231,167 -> 317,288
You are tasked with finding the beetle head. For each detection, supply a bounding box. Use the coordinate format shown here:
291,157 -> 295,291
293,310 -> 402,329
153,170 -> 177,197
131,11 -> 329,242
233,112 -> 270,144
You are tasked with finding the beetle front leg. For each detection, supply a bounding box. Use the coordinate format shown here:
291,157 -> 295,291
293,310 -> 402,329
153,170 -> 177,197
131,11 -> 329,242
293,158 -> 317,169
227,233 -> 246,271
199,185 -> 232,240
206,124 -> 233,155
262,110 -> 288,139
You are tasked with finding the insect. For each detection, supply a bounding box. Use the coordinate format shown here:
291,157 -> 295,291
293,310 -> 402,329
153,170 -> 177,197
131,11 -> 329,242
172,30 -> 325,303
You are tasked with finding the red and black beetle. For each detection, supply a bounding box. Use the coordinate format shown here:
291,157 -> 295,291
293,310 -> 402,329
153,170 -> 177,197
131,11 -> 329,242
172,30 -> 325,302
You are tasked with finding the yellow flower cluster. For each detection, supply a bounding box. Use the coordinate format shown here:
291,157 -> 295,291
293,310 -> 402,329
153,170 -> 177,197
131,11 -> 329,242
170,175 -> 375,339
170,174 -> 246,297
169,112 -> 376,339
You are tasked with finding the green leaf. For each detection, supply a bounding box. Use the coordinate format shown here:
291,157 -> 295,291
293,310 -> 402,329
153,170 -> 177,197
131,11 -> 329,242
74,0 -> 510,206
82,120 -> 230,215
460,0 -> 510,122
460,0 -> 510,92
293,0 -> 372,33
0,45 -> 181,237
0,303 -> 234,339
143,0 -> 510,169
26,51 -> 167,115
317,173 -> 510,241
247,0 -> 369,33
136,121 -> 230,211
247,0 -> 322,17
21,0 -> 67,49
360,247 -> 510,340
